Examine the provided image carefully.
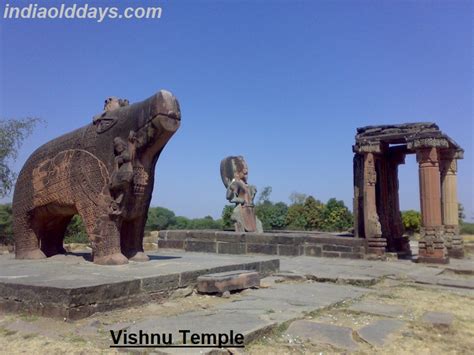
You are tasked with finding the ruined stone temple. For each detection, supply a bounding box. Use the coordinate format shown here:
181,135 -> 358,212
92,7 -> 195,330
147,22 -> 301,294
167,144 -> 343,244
353,123 -> 463,264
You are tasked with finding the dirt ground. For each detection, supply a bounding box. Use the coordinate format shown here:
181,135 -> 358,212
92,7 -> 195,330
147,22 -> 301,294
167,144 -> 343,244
0,276 -> 472,354
247,278 -> 474,354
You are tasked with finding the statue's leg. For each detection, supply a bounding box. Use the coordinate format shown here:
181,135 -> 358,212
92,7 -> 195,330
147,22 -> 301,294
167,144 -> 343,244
39,215 -> 72,257
14,210 -> 46,260
76,201 -> 128,265
121,215 -> 149,262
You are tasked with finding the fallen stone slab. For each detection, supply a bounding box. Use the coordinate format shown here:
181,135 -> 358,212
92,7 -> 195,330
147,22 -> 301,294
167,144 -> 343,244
422,311 -> 454,329
411,275 -> 474,290
274,272 -> 307,281
357,319 -> 405,347
197,270 -> 260,294
305,273 -> 378,286
348,302 -> 407,318
285,320 -> 359,351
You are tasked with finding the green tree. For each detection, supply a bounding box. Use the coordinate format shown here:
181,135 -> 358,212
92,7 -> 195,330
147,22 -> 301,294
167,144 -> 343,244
0,118 -> 41,197
146,206 -> 176,230
0,203 -> 13,245
64,215 -> 89,244
303,196 -> 324,230
221,205 -> 234,230
189,216 -> 221,230
401,210 -> 421,234
257,186 -> 272,204
256,201 -> 288,230
289,192 -> 307,205
320,198 -> 353,232
286,203 -> 307,230
170,216 -> 191,230
459,203 -> 465,224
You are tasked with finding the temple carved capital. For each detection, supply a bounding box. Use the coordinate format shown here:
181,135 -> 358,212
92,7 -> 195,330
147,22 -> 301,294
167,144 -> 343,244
416,147 -> 439,167
408,137 -> 449,150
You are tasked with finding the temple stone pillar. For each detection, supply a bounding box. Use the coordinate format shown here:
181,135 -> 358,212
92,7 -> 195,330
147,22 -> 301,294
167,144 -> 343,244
353,154 -> 364,238
363,152 -> 385,255
416,147 -> 448,263
440,152 -> 463,258
386,151 -> 410,255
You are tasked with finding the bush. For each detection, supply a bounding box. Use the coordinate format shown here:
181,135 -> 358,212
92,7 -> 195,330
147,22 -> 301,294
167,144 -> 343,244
319,198 -> 353,232
221,205 -> 234,230
401,210 -> 421,234
0,203 -> 13,245
256,201 -> 288,230
286,203 -> 307,230
64,215 -> 89,244
460,222 -> 474,235
146,207 -> 176,231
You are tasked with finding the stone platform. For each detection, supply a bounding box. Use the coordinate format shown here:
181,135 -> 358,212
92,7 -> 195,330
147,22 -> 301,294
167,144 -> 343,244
157,230 -> 366,259
0,251 -> 279,320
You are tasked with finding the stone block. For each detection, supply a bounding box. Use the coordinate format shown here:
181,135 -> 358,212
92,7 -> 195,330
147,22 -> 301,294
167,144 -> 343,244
304,245 -> 322,257
157,240 -> 185,249
197,270 -> 260,294
185,241 -> 217,253
245,233 -> 275,245
322,251 -> 340,258
278,245 -> 302,256
339,252 -> 363,259
247,243 -> 277,255
163,230 -> 189,240
217,242 -> 246,255
215,231 -> 246,243
323,244 -> 353,252
187,231 -> 217,242
259,259 -> 280,275
143,242 -> 157,251
141,274 -> 180,292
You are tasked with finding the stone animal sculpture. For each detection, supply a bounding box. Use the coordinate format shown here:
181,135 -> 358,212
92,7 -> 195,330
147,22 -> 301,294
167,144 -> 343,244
220,156 -> 263,233
13,90 -> 181,265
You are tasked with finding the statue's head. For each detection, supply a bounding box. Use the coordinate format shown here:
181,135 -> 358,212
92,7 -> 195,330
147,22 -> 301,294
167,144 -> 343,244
220,156 -> 249,188
113,137 -> 127,154
149,90 -> 181,134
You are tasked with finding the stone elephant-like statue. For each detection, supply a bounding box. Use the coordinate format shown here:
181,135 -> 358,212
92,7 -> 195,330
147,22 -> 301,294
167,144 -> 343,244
12,90 -> 181,265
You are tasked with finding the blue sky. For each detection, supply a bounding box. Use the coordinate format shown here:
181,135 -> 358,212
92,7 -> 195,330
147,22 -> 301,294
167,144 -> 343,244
1,0 -> 472,220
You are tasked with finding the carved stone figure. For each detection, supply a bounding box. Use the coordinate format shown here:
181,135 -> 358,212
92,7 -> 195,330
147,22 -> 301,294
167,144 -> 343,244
220,156 -> 263,233
13,90 -> 181,265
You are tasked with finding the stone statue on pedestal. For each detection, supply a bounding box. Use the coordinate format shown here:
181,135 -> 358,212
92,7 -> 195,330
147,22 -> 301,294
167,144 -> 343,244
220,156 -> 263,233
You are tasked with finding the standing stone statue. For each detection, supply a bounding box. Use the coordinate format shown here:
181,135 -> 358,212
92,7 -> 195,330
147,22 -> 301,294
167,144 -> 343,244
13,90 -> 181,265
220,156 -> 263,233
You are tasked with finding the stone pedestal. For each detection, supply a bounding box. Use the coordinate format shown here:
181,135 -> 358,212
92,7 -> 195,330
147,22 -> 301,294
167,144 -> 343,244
417,147 -> 448,263
440,156 -> 464,258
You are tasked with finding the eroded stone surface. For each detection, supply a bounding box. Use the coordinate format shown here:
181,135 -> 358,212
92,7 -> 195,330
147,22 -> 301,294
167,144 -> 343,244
286,320 -> 359,350
348,302 -> 407,318
357,319 -> 405,346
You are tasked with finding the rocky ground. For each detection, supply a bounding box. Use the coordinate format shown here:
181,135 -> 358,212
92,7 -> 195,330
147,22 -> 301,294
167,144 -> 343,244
0,242 -> 473,354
